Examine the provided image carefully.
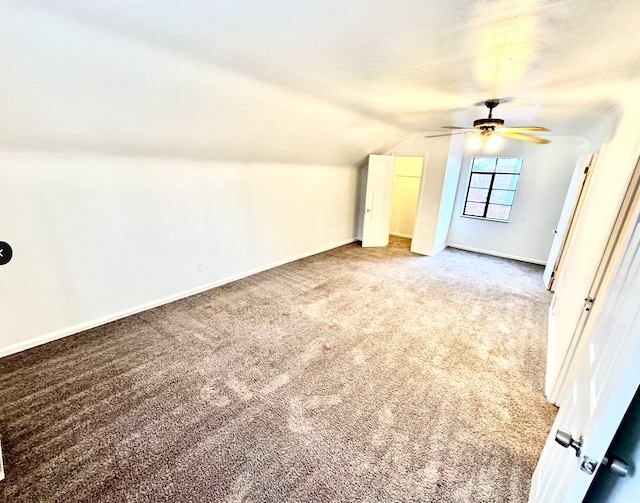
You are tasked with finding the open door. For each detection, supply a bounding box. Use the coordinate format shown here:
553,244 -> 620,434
543,153 -> 598,290
547,157 -> 640,404
530,212 -> 640,502
362,154 -> 396,247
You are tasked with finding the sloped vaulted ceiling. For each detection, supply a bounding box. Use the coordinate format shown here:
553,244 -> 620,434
1,0 -> 640,165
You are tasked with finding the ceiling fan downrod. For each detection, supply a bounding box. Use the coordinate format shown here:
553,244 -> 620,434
485,99 -> 501,119
474,99 -> 504,130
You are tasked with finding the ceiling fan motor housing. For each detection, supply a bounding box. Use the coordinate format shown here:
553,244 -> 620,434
473,117 -> 504,131
474,98 -> 504,131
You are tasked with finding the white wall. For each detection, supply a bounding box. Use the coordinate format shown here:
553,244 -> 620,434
447,136 -> 589,264
433,136 -> 464,253
0,152 -> 359,356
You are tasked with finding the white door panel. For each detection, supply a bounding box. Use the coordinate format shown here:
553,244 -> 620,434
530,216 -> 640,502
362,154 -> 395,247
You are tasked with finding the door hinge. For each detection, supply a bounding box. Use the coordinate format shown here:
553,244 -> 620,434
584,166 -> 590,175
584,297 -> 595,311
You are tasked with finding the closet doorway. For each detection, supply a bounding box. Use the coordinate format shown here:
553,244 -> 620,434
361,154 -> 424,249
389,156 -> 423,240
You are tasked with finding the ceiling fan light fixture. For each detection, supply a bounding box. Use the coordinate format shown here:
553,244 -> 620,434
485,134 -> 504,151
425,98 -> 551,144
466,134 -> 483,150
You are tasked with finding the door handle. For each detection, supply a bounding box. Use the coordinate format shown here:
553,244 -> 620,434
555,429 -> 583,456
603,455 -> 630,477
556,430 -> 629,476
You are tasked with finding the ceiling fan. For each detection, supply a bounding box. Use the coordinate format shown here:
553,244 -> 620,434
425,99 -> 551,144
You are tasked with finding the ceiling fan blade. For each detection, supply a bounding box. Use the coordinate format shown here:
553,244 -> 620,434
424,132 -> 469,138
502,126 -> 551,133
499,132 -> 551,144
441,126 -> 475,130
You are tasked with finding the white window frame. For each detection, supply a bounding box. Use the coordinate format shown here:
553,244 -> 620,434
462,157 -> 523,222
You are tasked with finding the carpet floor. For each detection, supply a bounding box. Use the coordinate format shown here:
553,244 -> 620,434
0,237 -> 558,502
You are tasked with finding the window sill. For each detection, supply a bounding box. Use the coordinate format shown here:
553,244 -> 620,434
460,214 -> 510,223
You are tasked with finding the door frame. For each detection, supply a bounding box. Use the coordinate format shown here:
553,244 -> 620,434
389,156 -> 425,240
361,154 -> 429,252
548,155 -> 640,405
544,153 -> 598,290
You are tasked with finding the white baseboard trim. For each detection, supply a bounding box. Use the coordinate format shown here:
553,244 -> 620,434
389,232 -> 413,239
446,243 -> 546,265
0,238 -> 358,359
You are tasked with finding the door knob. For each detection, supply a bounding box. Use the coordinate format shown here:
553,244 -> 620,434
555,429 -> 583,456
603,455 -> 630,477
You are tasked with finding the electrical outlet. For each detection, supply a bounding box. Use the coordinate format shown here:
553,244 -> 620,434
197,263 -> 204,273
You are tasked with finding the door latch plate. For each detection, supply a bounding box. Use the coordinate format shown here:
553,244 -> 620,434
580,456 -> 599,475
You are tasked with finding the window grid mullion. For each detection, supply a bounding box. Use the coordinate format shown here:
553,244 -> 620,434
463,172 -> 474,215
464,157 -> 521,220
483,173 -> 497,218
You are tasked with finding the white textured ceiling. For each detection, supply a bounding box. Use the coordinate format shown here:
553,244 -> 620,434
1,0 -> 640,164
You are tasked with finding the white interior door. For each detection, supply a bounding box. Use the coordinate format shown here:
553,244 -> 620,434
530,214 -> 640,502
362,154 -> 396,247
547,157 -> 640,404
543,153 -> 597,290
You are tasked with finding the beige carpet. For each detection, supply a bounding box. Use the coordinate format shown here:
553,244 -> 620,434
0,237 -> 557,502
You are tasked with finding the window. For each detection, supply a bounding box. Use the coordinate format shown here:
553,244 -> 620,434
463,157 -> 523,222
